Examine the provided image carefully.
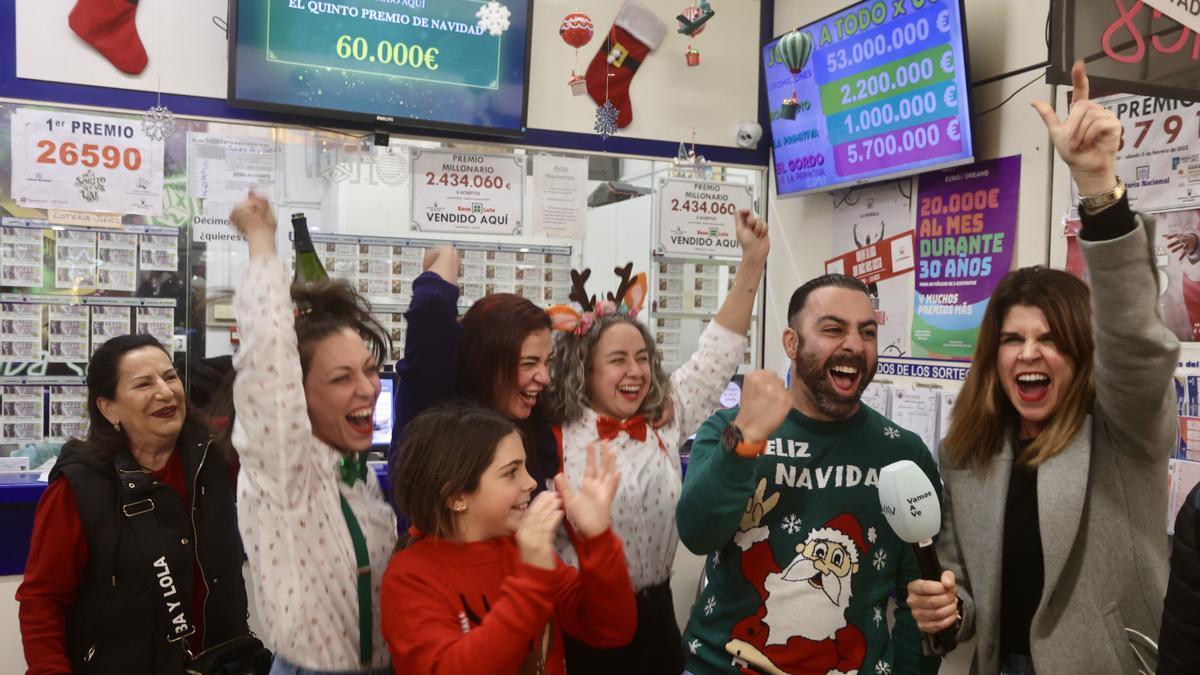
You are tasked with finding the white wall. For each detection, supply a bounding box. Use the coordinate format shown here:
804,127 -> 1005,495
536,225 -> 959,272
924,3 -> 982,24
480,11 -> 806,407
15,0 -> 760,149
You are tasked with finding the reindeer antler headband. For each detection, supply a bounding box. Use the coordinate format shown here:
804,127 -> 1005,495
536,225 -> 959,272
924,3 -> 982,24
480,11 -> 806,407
547,262 -> 648,336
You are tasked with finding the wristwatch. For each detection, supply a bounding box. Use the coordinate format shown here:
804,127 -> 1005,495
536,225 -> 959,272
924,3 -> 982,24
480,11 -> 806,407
722,423 -> 767,458
1079,177 -> 1125,212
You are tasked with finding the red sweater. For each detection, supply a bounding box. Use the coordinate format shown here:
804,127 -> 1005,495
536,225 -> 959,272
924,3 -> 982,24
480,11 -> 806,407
16,451 -> 207,674
381,528 -> 637,675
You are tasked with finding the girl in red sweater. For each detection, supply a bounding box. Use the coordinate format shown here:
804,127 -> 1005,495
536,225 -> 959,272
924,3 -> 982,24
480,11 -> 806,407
382,403 -> 636,675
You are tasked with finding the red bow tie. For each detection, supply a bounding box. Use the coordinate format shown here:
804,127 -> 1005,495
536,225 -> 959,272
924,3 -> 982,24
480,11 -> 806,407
596,415 -> 648,442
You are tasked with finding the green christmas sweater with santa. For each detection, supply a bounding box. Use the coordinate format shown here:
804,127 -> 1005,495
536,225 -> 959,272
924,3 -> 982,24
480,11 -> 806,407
678,406 -> 942,675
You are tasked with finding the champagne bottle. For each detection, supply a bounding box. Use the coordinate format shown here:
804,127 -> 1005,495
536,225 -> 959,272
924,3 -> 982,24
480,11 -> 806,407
291,213 -> 328,283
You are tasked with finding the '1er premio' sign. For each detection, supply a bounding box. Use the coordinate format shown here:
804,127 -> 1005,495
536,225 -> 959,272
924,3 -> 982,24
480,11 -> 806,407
10,108 -> 165,216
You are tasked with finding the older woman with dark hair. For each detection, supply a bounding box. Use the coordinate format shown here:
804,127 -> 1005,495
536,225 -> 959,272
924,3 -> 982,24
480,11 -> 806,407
17,334 -> 254,674
540,211 -> 769,675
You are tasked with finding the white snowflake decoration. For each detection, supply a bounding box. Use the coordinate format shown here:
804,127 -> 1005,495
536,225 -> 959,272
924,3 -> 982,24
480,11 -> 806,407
872,605 -> 884,627
704,596 -> 717,616
141,105 -> 176,141
688,638 -> 701,655
872,549 -> 888,571
782,514 -> 803,535
883,426 -> 901,439
875,659 -> 892,675
867,526 -> 877,544
712,550 -> 721,566
594,100 -> 619,138
475,1 -> 511,37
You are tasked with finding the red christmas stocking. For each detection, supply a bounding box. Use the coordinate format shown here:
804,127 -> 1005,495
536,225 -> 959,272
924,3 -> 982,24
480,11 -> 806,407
585,1 -> 666,129
69,0 -> 149,75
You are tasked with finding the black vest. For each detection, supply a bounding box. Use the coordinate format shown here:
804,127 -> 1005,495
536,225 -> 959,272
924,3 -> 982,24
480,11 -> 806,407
51,423 -> 250,674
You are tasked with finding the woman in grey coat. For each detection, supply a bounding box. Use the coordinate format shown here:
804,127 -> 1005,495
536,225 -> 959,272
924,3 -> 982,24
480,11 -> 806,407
906,60 -> 1178,675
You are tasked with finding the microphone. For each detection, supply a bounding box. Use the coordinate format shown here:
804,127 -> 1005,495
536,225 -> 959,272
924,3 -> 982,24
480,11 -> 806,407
877,460 -> 957,656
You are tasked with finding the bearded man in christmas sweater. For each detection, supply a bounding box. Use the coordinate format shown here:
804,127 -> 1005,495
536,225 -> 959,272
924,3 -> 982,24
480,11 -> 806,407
678,274 -> 942,675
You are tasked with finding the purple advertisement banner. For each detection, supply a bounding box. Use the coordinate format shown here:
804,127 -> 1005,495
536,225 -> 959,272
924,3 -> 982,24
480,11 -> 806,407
912,154 -> 1020,359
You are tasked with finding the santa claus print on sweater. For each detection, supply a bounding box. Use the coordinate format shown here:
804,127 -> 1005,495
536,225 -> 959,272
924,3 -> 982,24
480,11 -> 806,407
677,406 -> 941,675
727,486 -> 869,675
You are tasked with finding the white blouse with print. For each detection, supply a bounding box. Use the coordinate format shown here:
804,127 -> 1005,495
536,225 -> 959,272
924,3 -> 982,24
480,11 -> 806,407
554,321 -> 747,590
232,256 -> 396,670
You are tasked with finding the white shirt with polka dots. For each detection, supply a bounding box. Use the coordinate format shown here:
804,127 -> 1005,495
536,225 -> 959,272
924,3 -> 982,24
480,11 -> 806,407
232,256 -> 396,671
554,321 -> 747,590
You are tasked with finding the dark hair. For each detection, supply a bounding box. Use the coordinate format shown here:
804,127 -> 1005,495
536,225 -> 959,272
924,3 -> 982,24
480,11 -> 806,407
211,279 -> 390,459
456,293 -> 552,410
943,266 -> 1095,472
787,274 -> 871,326
393,403 -> 519,543
83,334 -> 200,461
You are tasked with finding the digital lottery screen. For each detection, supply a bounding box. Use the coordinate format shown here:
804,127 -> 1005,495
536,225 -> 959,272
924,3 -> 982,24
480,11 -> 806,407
764,0 -> 974,197
229,0 -> 533,136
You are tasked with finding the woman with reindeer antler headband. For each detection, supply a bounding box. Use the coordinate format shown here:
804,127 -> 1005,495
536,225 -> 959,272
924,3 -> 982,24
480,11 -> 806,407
542,210 -> 770,675
389,245 -> 676,510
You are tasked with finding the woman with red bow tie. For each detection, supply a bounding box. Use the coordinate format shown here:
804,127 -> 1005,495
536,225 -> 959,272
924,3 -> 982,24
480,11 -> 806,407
542,210 -> 769,675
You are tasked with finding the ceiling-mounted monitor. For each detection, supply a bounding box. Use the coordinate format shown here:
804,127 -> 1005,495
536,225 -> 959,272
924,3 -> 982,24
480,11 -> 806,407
763,0 -> 975,197
228,0 -> 533,137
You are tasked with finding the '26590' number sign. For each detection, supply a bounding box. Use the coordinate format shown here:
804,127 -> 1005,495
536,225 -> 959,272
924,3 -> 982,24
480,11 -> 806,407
11,108 -> 164,216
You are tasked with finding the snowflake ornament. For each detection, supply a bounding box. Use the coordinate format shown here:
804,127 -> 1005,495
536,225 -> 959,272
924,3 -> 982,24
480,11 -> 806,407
867,526 -> 877,544
872,605 -> 884,627
872,549 -> 888,571
476,1 -> 511,36
883,426 -> 901,440
782,514 -> 803,535
688,638 -> 701,655
141,104 -> 176,141
875,659 -> 892,675
594,100 -> 619,138
704,596 -> 717,616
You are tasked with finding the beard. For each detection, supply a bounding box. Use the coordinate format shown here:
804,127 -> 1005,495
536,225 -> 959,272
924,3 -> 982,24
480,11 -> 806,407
793,337 -> 873,419
762,555 -> 852,644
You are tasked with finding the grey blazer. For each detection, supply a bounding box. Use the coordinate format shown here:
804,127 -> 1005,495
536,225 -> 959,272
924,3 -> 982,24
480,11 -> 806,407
935,213 -> 1179,674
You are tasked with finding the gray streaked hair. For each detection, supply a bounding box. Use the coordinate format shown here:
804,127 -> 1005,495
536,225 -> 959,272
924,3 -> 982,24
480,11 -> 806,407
543,313 -> 672,426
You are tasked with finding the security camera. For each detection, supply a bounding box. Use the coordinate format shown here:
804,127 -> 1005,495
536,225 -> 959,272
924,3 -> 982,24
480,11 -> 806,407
735,121 -> 762,148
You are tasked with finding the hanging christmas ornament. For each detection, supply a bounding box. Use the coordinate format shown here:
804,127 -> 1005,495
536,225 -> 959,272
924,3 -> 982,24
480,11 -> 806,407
594,100 -> 619,138
141,79 -> 176,142
584,2 -> 667,129
676,0 -> 714,37
141,104 -> 176,141
777,30 -> 813,120
672,133 -> 709,178
560,12 -> 594,95
677,1 -> 713,66
476,1 -> 511,37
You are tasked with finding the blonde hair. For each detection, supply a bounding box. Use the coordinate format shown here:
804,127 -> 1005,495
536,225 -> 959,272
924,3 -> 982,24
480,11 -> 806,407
942,266 -> 1095,473
543,314 -> 671,425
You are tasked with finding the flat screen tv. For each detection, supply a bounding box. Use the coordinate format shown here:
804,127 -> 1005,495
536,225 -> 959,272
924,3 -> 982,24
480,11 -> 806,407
763,0 -> 974,197
228,0 -> 533,136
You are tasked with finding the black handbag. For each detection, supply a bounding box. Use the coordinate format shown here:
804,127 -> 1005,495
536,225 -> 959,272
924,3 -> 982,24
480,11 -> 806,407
185,636 -> 273,674
114,455 -> 272,674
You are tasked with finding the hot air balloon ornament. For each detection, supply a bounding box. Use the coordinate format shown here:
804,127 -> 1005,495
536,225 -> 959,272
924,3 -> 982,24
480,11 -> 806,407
560,12 -> 594,95
777,29 -> 813,120
677,0 -> 714,67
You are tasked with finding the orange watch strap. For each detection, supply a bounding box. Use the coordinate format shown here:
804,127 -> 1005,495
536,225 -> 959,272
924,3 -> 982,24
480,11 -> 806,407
734,438 -> 767,458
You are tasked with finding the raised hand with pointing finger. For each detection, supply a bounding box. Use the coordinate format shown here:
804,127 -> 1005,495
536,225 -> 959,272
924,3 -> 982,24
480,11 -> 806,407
1031,59 -> 1122,199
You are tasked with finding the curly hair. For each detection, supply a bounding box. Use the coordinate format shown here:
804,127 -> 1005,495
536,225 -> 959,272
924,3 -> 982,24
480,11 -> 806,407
543,314 -> 672,425
210,278 -> 390,459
